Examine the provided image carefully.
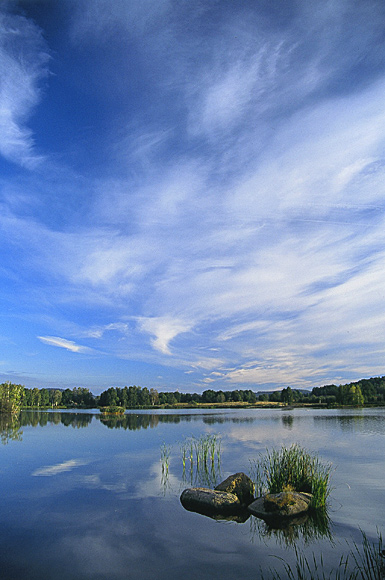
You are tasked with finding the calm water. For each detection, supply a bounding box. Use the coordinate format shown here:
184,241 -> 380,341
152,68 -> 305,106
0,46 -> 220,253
0,407 -> 384,579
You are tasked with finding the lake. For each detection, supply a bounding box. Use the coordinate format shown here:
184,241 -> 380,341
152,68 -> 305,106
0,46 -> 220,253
0,407 -> 384,579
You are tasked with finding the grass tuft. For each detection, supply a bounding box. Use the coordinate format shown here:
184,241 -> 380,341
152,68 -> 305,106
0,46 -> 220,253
250,444 -> 332,510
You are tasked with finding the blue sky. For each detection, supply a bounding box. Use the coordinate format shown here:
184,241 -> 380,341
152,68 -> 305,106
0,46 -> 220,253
1,0 -> 385,394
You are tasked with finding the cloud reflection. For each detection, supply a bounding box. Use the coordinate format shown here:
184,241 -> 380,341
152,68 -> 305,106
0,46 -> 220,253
32,458 -> 90,477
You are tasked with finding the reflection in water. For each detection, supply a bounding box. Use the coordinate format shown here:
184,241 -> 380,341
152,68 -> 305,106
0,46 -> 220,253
6,408 -> 385,442
160,443 -> 171,495
161,435 -> 222,490
98,413 -> 163,430
202,416 -> 256,425
313,412 -> 385,435
0,413 -> 23,444
281,414 -> 294,429
250,508 -> 333,547
2,406 -> 385,580
181,435 -> 221,478
10,409 -> 296,434
19,410 -> 93,428
182,501 -> 251,523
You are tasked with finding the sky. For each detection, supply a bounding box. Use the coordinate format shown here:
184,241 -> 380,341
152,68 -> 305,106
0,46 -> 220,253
1,0 -> 385,394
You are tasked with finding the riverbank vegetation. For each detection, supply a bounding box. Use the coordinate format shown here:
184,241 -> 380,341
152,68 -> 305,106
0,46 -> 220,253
91,376 -> 385,408
99,405 -> 125,414
0,382 -> 24,414
80,377 -> 385,408
2,375 -> 385,412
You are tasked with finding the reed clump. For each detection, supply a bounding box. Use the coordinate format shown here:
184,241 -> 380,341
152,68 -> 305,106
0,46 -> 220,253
261,530 -> 384,580
250,444 -> 332,510
180,434 -> 221,486
160,443 -> 171,474
160,434 -> 222,488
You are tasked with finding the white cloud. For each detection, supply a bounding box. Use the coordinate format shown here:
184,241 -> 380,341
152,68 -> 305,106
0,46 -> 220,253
83,323 -> 130,339
38,336 -> 93,354
0,7 -> 49,167
137,317 -> 193,355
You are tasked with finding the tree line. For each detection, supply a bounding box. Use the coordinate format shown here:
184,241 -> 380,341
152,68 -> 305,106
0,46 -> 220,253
98,386 -> 259,407
1,375 -> 385,413
21,386 -> 95,409
91,377 -> 385,407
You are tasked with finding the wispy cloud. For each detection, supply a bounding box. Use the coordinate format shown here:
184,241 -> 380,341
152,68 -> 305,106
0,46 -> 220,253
38,336 -> 93,354
69,0 -> 170,43
1,1 -> 385,391
0,6 -> 49,167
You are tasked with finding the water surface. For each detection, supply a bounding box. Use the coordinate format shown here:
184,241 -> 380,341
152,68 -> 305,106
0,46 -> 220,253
0,407 -> 384,579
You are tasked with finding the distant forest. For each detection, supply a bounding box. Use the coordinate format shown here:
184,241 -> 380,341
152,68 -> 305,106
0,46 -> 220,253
13,375 -> 385,408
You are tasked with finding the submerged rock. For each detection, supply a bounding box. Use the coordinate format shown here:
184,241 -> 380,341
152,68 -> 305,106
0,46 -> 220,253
248,491 -> 312,519
180,487 -> 241,516
215,472 -> 255,505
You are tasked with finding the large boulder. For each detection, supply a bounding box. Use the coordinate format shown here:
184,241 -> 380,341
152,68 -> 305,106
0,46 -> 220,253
180,487 -> 241,516
248,491 -> 312,519
215,472 -> 255,505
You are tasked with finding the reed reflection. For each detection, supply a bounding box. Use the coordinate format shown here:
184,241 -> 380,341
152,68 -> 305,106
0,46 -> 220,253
250,508 -> 333,547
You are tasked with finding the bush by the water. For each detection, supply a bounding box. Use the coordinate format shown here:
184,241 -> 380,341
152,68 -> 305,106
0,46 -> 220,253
250,444 -> 332,510
100,406 -> 125,414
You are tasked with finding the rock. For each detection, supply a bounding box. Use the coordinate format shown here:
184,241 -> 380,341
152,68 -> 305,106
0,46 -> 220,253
215,472 -> 255,505
248,491 -> 313,519
180,487 -> 241,516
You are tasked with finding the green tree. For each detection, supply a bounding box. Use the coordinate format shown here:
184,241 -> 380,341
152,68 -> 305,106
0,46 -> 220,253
149,388 -> 159,406
127,386 -> 139,407
216,391 -> 226,403
281,387 -> 294,404
49,389 -> 62,407
202,390 -> 216,403
61,389 -> 73,406
337,384 -> 364,406
40,389 -> 50,407
99,387 -> 118,407
243,389 -> 257,404
139,387 -> 150,406
31,387 -> 40,407
0,382 -> 24,414
22,388 -> 32,407
348,385 -> 364,406
231,390 -> 242,402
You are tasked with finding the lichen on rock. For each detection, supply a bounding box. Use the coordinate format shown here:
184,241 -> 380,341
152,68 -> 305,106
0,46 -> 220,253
215,472 -> 255,505
248,491 -> 313,519
180,487 -> 241,516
